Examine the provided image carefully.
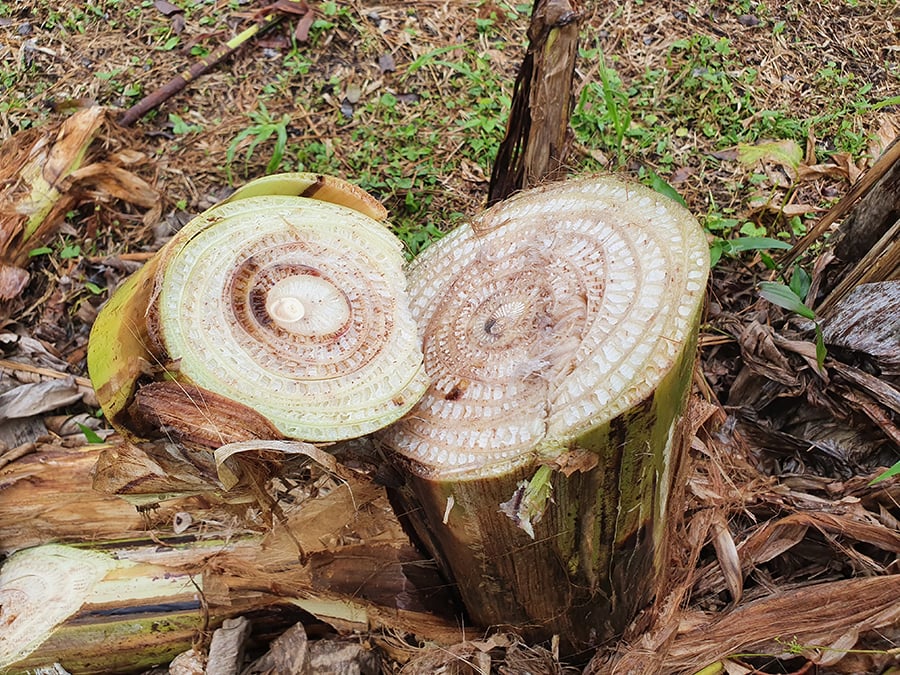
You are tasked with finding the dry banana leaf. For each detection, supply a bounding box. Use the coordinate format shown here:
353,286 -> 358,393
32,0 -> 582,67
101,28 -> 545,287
0,107 -> 159,302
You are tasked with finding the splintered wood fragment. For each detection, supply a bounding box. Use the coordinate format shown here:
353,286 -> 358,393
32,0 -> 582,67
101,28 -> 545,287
242,622 -> 309,674
822,282 -> 900,375
379,176 -> 709,656
487,0 -> 581,204
815,218 -> 900,319
782,136 -> 900,268
0,443 -> 148,553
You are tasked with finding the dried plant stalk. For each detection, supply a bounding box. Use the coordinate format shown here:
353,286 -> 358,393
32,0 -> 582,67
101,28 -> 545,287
0,442 -> 461,673
0,543 -> 261,673
379,176 -> 709,655
487,0 -> 581,204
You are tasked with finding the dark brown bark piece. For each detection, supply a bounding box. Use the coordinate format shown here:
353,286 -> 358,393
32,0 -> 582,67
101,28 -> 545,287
487,0 -> 581,205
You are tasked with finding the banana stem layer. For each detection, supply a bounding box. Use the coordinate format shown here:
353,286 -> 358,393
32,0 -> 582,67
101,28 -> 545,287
88,173 -> 427,449
379,176 -> 709,655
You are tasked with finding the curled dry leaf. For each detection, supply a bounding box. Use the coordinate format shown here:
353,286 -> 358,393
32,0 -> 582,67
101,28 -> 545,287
0,378 -> 82,421
92,440 -> 223,507
214,439 -> 353,490
710,514 -> 743,604
0,106 -> 160,301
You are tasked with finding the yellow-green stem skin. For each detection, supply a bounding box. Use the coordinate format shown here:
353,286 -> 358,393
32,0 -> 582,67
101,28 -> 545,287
393,317 -> 699,655
7,612 -> 205,674
0,542 -> 289,674
86,257 -> 161,432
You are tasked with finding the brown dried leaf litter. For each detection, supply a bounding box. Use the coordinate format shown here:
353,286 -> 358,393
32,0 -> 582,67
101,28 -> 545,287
0,107 -> 160,303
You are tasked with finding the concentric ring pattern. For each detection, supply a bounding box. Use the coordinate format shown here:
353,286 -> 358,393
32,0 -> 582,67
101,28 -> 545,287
156,195 -> 428,442
382,177 -> 709,478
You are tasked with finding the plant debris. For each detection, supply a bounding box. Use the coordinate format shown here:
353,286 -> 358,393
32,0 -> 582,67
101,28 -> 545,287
0,0 -> 897,673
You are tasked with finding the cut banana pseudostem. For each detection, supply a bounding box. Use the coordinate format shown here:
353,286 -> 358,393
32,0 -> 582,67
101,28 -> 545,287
88,173 -> 428,445
378,176 -> 710,653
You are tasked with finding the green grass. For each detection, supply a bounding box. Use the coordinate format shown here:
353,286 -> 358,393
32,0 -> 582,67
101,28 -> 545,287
226,102 -> 291,183
569,14 -> 893,268
5,0 -> 894,261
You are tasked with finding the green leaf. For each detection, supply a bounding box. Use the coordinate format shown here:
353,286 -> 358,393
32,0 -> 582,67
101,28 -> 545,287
739,221 -> 767,237
267,117 -> 289,174
709,242 -> 724,267
60,243 -> 81,259
226,128 -> 253,163
871,95 -> 900,111
646,169 -> 687,207
169,113 -> 202,135
789,265 -> 812,301
869,460 -> 900,485
28,246 -> 53,257
704,215 -> 740,232
84,281 -> 105,295
814,323 -> 827,370
758,281 -> 816,320
737,139 -> 803,172
726,236 -> 792,254
76,423 -> 104,444
709,236 -> 791,267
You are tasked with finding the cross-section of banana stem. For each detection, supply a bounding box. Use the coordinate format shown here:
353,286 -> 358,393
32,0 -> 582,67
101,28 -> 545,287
379,176 -> 709,655
0,543 -> 262,674
87,172 -> 428,502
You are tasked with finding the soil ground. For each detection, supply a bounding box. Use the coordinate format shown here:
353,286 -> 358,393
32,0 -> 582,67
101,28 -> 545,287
1,0 -> 899,672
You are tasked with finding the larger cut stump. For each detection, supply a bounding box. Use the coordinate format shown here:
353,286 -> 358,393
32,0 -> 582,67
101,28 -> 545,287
379,176 -> 709,656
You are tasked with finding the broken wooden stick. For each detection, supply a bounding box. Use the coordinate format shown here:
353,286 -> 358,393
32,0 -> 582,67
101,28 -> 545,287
487,0 -> 581,204
118,1 -> 313,127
